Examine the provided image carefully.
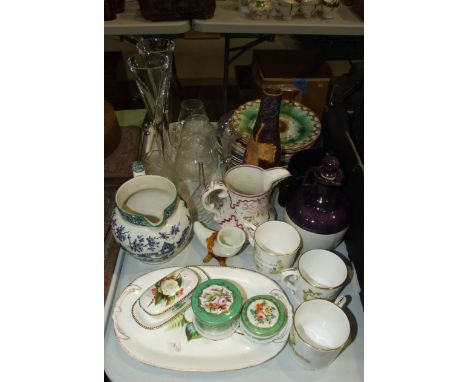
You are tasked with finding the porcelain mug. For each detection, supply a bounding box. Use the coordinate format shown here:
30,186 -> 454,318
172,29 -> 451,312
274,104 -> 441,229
276,0 -> 300,20
319,0 -> 339,19
299,0 -> 320,18
281,249 -> 348,301
246,221 -> 301,274
289,296 -> 350,369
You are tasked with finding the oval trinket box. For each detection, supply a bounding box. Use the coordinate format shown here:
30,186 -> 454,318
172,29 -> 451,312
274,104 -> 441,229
240,294 -> 287,343
191,279 -> 243,341
132,267 -> 208,330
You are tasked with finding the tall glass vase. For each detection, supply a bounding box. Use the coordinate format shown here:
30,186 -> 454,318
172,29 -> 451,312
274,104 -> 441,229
136,38 -> 176,158
136,38 -> 175,114
127,52 -> 170,159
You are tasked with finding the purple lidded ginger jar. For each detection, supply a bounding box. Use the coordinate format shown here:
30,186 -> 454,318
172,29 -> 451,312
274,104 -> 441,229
284,155 -> 351,252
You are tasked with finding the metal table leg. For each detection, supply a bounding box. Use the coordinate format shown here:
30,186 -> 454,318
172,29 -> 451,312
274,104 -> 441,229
222,34 -> 275,113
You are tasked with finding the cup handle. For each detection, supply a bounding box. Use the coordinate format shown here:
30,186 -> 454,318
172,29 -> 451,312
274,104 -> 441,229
243,221 -> 257,247
334,295 -> 347,308
281,268 -> 299,293
201,181 -> 228,221
132,161 -> 146,178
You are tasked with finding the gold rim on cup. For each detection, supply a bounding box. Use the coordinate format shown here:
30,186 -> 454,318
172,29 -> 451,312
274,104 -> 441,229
297,253 -> 348,290
254,222 -> 301,257
292,299 -> 350,353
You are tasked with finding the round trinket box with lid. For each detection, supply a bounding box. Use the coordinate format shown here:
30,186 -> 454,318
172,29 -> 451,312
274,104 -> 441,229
240,295 -> 287,343
191,279 -> 243,340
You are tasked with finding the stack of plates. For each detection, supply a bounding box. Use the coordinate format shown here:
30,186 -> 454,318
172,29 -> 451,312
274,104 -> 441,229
227,99 -> 322,167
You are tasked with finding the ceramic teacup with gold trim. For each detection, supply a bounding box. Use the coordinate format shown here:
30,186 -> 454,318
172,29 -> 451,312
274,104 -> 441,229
289,296 -> 350,369
246,220 -> 302,275
281,249 -> 348,301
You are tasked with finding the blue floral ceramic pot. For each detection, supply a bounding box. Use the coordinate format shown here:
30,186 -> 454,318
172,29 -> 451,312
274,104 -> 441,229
110,162 -> 192,263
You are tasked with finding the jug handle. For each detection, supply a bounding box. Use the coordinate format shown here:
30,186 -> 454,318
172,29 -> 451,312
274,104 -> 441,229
201,181 -> 228,221
243,221 -> 257,247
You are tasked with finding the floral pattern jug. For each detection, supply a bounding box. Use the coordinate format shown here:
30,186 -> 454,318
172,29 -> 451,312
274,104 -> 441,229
201,165 -> 291,234
111,162 -> 192,263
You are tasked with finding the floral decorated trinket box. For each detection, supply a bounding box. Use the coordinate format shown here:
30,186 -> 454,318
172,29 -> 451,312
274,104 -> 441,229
240,294 -> 287,343
131,267 -> 204,330
191,279 -> 243,340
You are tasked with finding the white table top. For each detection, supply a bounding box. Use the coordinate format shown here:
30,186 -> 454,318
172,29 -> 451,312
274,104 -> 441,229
193,1 -> 364,36
104,206 -> 364,381
104,0 -> 191,36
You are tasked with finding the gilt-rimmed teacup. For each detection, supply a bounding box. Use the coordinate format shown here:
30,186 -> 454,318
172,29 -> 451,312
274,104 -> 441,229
319,0 -> 339,19
276,0 -> 300,20
281,249 -> 348,301
289,296 -> 350,369
248,221 -> 302,274
299,0 -> 320,18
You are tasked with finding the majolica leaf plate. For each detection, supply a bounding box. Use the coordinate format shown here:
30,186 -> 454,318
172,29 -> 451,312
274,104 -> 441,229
112,265 -> 293,372
230,100 -> 321,152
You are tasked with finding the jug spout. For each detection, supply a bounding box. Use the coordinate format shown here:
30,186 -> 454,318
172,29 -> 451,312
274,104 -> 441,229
263,167 -> 291,190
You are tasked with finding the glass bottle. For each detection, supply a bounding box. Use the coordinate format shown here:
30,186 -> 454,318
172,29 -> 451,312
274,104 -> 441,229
243,87 -> 282,169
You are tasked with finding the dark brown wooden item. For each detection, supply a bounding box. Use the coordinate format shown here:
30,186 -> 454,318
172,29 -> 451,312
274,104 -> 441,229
138,0 -> 216,21
104,100 -> 122,158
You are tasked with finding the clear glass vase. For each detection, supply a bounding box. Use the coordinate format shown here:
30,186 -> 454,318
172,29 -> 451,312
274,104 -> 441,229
136,38 -> 175,125
173,114 -> 219,182
127,52 -> 170,159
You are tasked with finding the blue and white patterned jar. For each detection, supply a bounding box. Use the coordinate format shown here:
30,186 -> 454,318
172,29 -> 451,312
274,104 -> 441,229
111,162 -> 192,264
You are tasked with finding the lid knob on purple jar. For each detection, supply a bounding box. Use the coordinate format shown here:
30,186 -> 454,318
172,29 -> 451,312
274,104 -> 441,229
314,155 -> 343,186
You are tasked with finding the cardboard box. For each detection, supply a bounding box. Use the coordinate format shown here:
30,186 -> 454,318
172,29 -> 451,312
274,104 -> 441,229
251,50 -> 332,120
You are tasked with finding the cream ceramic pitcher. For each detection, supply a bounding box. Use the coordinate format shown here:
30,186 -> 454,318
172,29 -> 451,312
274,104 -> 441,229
201,165 -> 291,233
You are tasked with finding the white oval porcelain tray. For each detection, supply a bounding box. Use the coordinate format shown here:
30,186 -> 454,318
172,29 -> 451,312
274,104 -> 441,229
112,265 -> 293,372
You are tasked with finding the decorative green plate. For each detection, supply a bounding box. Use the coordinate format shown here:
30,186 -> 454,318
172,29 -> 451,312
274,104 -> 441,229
230,100 -> 321,152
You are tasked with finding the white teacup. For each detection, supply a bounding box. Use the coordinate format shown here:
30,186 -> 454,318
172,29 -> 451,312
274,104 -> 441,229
289,296 -> 350,369
247,221 -> 301,274
281,249 -> 348,301
299,0 -> 319,18
276,0 -> 300,20
319,0 -> 339,19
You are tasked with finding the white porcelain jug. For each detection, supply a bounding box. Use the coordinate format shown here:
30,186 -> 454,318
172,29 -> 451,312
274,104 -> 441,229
111,162 -> 192,263
201,165 -> 291,233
